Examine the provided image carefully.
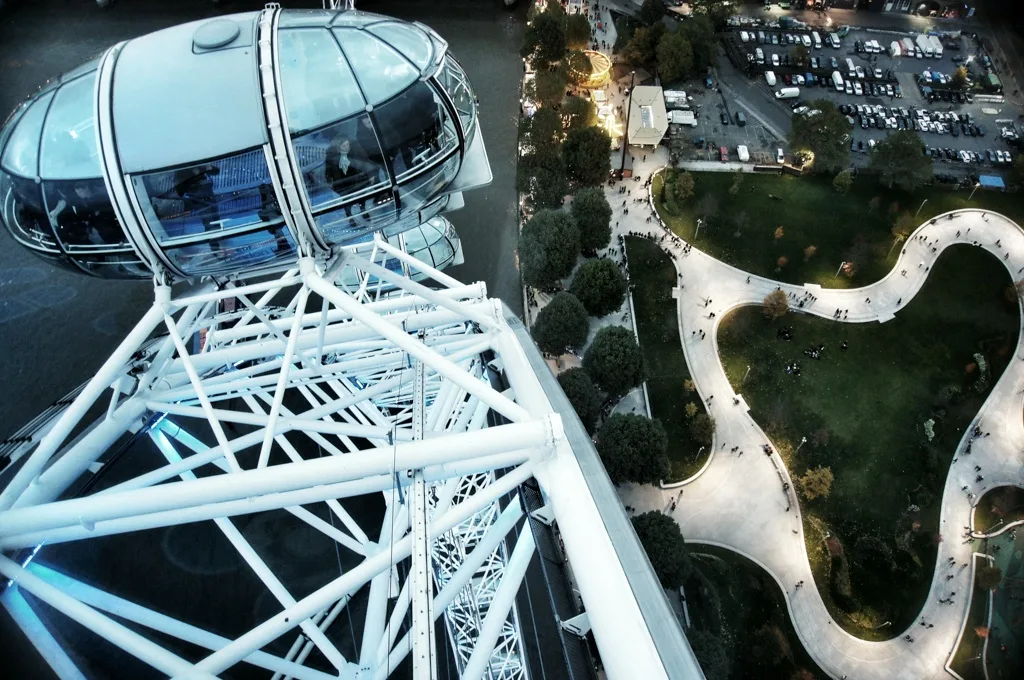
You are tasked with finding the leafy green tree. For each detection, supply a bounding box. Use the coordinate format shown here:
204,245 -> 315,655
793,44 -> 810,69
519,210 -> 580,288
689,630 -> 731,679
977,564 -> 1003,591
534,67 -> 569,107
597,415 -> 669,484
523,107 -> 562,154
684,402 -> 698,418
557,367 -> 603,433
663,170 -> 695,213
622,23 -> 666,68
657,28 -> 695,83
631,511 -> 693,587
762,289 -> 789,320
680,14 -> 717,72
869,130 -> 933,192
531,292 -> 589,355
517,147 -> 568,209
565,13 -> 591,51
789,100 -> 851,174
799,466 -> 834,500
570,187 -> 612,252
752,624 -> 792,666
521,6 -> 567,69
566,50 -> 593,87
570,258 -> 626,316
640,0 -> 664,26
833,169 -> 854,194
562,96 -> 597,132
689,412 -> 715,446
562,126 -> 611,187
584,326 -> 645,396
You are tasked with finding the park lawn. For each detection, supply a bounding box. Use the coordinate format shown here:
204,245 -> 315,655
717,245 -> 1019,639
950,559 -> 992,680
688,545 -> 830,680
651,171 -> 1024,289
625,236 -> 709,480
974,486 -> 1024,533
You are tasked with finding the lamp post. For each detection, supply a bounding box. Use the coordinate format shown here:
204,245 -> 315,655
742,365 -> 751,384
796,436 -> 807,453
834,261 -> 846,278
618,70 -> 636,176
915,198 -> 928,216
695,218 -> 704,240
968,182 -> 981,201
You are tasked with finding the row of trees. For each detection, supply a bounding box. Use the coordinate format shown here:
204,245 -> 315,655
519,188 -> 614,289
621,7 -> 717,83
518,109 -> 611,210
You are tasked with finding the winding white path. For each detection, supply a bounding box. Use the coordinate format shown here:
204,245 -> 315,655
605,158 -> 1024,679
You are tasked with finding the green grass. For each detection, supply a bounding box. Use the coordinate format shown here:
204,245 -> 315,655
974,486 -> 1024,533
652,171 -> 1024,289
626,236 -> 709,480
717,245 -> 1019,639
950,562 -> 989,680
688,545 -> 830,680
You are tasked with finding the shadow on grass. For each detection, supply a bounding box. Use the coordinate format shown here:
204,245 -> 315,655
625,235 -> 710,481
950,559 -> 990,680
687,544 -> 831,680
652,170 -> 1024,289
974,486 -> 1024,534
717,245 -> 1019,639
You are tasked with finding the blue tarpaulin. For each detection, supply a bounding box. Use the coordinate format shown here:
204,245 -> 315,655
979,175 -> 1006,189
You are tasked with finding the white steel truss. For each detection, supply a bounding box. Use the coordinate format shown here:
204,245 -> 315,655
0,233 -> 693,680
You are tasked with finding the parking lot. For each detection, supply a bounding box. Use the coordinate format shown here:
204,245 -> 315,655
724,24 -> 1021,174
667,82 -> 783,164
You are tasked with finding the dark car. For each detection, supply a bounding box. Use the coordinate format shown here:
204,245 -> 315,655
986,149 -> 994,163
977,125 -> 985,136
720,111 -> 730,125
951,124 -> 959,137
858,140 -> 864,151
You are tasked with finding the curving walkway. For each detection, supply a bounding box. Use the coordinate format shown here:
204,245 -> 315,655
604,151 -> 1024,680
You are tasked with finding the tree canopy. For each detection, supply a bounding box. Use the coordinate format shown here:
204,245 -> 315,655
622,23 -> 666,68
679,14 -> 717,73
557,367 -> 603,433
562,126 -> 612,187
869,130 -> 933,192
689,629 -> 731,679
950,66 -> 969,90
663,169 -> 695,214
570,258 -> 626,316
832,169 -> 853,194
789,100 -> 851,174
519,210 -> 580,288
562,96 -> 598,133
521,6 -> 567,69
639,0 -> 664,26
566,50 -> 593,87
762,289 -> 789,320
517,146 -> 568,210
565,13 -> 591,51
657,28 -> 695,82
799,466 -> 834,501
751,624 -> 792,667
631,511 -> 693,587
522,107 -> 562,154
584,326 -> 645,396
533,67 -> 569,107
570,187 -> 612,252
531,292 -> 589,355
597,415 -> 669,485
793,44 -> 809,69
689,412 -> 715,447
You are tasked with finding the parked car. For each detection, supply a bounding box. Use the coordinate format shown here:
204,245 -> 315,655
720,111 -> 730,125
776,148 -> 785,164
720,146 -> 729,162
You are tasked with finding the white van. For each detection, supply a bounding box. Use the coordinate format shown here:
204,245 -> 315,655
740,31 -> 749,43
846,58 -> 856,78
828,33 -> 840,49
832,71 -> 844,91
801,34 -> 812,49
812,32 -> 822,49
755,47 -> 765,65
765,70 -> 777,86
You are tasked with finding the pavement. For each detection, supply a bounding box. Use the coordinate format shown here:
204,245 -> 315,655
602,137 -> 1024,678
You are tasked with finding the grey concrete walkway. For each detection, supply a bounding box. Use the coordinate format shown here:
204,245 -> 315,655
604,151 -> 1024,679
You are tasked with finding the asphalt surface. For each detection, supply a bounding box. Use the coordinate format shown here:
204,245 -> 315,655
0,0 -> 525,440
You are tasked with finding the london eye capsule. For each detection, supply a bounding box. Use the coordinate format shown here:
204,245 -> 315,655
0,6 -> 489,280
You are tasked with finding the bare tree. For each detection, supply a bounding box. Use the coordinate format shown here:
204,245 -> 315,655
762,289 -> 789,320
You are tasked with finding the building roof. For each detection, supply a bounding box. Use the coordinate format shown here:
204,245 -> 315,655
627,86 -> 668,146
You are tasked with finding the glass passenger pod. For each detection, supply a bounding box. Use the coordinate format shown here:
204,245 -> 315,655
130,146 -> 297,278
276,21 -> 466,248
338,216 -> 461,288
0,68 -> 149,278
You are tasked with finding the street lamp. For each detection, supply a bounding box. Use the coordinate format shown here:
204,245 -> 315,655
695,218 -> 704,240
968,182 -> 981,201
618,70 -> 636,176
834,261 -> 847,278
915,198 -> 928,216
796,436 -> 807,453
742,365 -> 751,384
